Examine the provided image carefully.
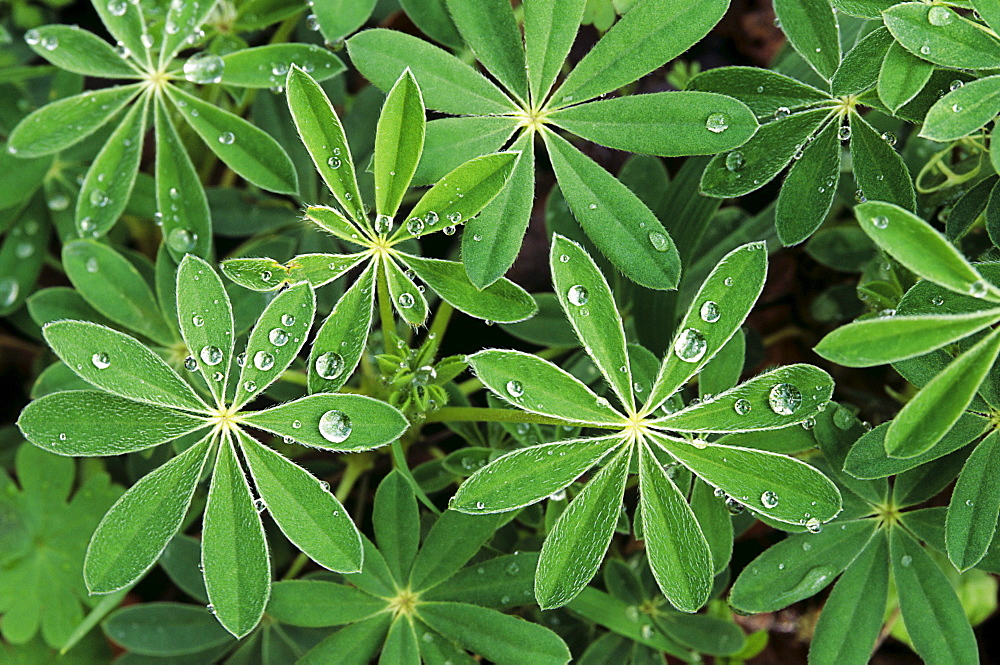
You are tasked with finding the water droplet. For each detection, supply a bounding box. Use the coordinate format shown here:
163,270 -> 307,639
236,352 -> 246,367
253,497 -> 266,513
306,13 -> 320,30
473,233 -> 483,242
920,44 -> 931,55
673,328 -> 707,363
966,499 -> 974,507
260,270 -> 272,283
200,345 -> 223,366
58,433 -> 67,441
24,29 -> 40,45
837,125 -> 851,141
724,277 -> 733,286
932,295 -> 944,306
881,131 -> 897,147
725,151 -> 745,172
475,501 -> 486,510
91,352 -> 110,369
567,285 -> 589,306
699,300 -> 720,323
191,315 -> 205,328
89,188 -> 108,207
801,417 -> 815,430
183,52 -> 225,84
269,328 -> 289,346
648,231 -> 670,252
804,518 -> 823,534
318,409 -> 352,443
167,228 -> 197,253
254,351 -> 275,371
705,112 -> 729,133
184,356 -> 198,371
327,156 -> 341,169
424,211 -> 439,226
443,225 -> 456,236
900,554 -> 913,567
761,491 -> 779,509
41,35 -> 58,50
506,380 -> 524,398
413,365 -> 437,386
397,293 -> 415,309
774,106 -> 790,120
951,102 -> 963,113
218,131 -> 235,145
315,352 -> 345,380
768,383 -> 802,416
559,254 -> 570,263
407,217 -> 424,235
212,371 -> 223,382
375,214 -> 392,234
726,498 -> 745,515
928,5 -> 953,26
640,625 -> 654,639
872,215 -> 888,229
447,211 -> 462,224
734,398 -> 751,415
969,279 -> 989,298
855,189 -> 866,203
47,194 -> 69,211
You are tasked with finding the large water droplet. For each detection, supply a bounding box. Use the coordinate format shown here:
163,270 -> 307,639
648,231 -> 669,252
315,352 -> 345,380
673,328 -> 707,363
167,228 -> 197,253
281,314 -> 295,326
91,352 -> 111,369
768,383 -> 802,416
107,0 -> 127,16
319,409 -> 352,443
928,5 -> 953,26
725,151 -> 745,172
253,351 -> 275,371
269,328 -> 289,346
567,285 -> 589,306
397,293 -> 415,309
699,300 -> 720,323
760,491 -> 779,509
705,112 -> 729,133
375,214 -> 393,234
200,345 -> 223,366
506,380 -> 524,398
183,52 -> 225,84
24,29 -> 41,46
872,215 -> 888,229
734,398 -> 751,415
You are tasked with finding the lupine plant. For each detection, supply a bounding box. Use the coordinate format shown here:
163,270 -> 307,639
3,0 -> 1000,663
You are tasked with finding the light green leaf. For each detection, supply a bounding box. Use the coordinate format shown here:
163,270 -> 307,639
409,511 -> 507,592
420,550 -> 537,609
831,26 -> 893,97
160,0 -> 218,64
308,262 -> 375,393
550,234 -> 634,411
233,281 -> 315,408
567,588 -> 691,655
883,3 -> 1000,70
76,94 -> 148,238
536,446 -> 631,609
638,443 -> 712,612
403,254 -> 536,323
701,108 -> 830,198
399,0 -> 461,48
946,430 -> 1000,571
91,0 -> 148,69
451,437 -> 622,514
415,116 -> 518,185
241,393 -> 408,452
652,434 -> 842,525
288,253 -> 367,289
775,118 -> 840,245
645,242 -> 767,413
447,0 -> 528,103
84,436 -> 211,593
886,327 -> 1000,458
168,86 -> 298,195
219,257 -> 289,292
549,0 -> 730,107
461,133 -> 535,289
878,41 -> 934,113
239,431 -> 362,573
524,0 -> 587,105
381,616 -> 420,665
202,438 -> 270,638
687,66 -> 830,119
653,364 -> 833,432
155,101 -> 211,260
808,531 -> 889,665
890,527 -> 978,665
394,151 -> 520,241
176,255 -> 233,405
286,67 -> 366,222
220,44 -> 343,88
549,91 -> 758,157
773,0 -> 840,80
27,25 -> 140,78
375,69 -> 425,218
373,470 -> 420,583
311,0 -> 377,42
43,321 -> 205,412
849,113 -> 915,211
17,390 -> 207,456
267,580 -> 386,627
973,0 -> 1000,33
921,75 -> 1000,142
304,205 -> 369,245
855,201 -> 995,299
814,309 -> 1000,367
384,257 -> 428,326
544,130 -> 680,290
347,29 -> 517,115
466,349 -> 624,424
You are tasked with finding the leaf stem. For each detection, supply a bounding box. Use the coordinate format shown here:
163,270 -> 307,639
390,439 -> 441,515
376,260 -> 395,348
424,301 -> 453,359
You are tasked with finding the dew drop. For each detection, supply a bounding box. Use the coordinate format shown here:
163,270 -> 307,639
254,351 -> 275,371
559,254 -> 570,263
446,211 -> 462,224
327,156 -> 341,169
900,554 -> 913,567
648,231 -> 669,252
24,29 -> 40,45
253,498 -> 266,513
269,328 -> 289,346
89,188 -> 109,207
932,295 -> 944,306
673,328 -> 707,363
236,352 -> 246,367
705,112 -> 729,133
41,35 -> 58,51
243,380 -> 257,392
397,293 -> 415,309
200,345 -> 223,366
726,498 -> 745,515
920,45 -> 931,56
734,398 -> 751,415
218,131 -> 235,145
837,125 -> 851,141
699,300 -> 720,323
475,501 -> 486,510
281,314 -> 295,326
406,217 -> 424,235
761,491 -> 779,509
928,5 -> 953,26
183,52 -> 225,84
881,131 -> 897,147
375,214 -> 393,234
969,279 -> 988,298
506,380 -> 524,398
91,352 -> 111,369
167,228 -> 197,253
315,352 -> 345,380
725,151 -> 745,172
872,215 -> 888,229
567,285 -> 589,306
413,365 -> 437,386
774,106 -> 790,120
768,383 -> 802,416
805,518 -> 823,533
184,356 -> 198,371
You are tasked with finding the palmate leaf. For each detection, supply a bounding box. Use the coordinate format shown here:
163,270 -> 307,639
524,0 -> 587,105
176,255 -> 234,406
447,0 -> 528,104
374,69 -> 425,219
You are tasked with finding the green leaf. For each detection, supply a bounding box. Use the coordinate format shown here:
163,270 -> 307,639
645,242 -> 767,413
549,91 -> 757,157
638,443 -> 712,612
62,239 -> 175,346
304,205 -> 368,245
395,151 -> 520,241
419,602 -> 570,665
883,3 -> 1000,70
922,75 -> 1000,142
461,132 -> 535,289
690,478 -> 733,573
202,438 -> 270,638
814,309 -> 1000,367
567,588 -> 691,656
886,327 -> 1000,458
84,437 -> 211,593
653,364 -> 833,432
176,255 -> 233,405
524,0 -> 587,105
309,262 -> 375,394
831,26 -> 893,97
372,470 -> 419,583
384,257 -> 428,326
347,29 -> 516,115
973,0 -> 1000,33
311,0 -> 377,42
219,257 -> 290,292
286,67 -> 366,222
549,0 -> 730,107
403,254 -> 536,323
946,430 -> 1000,571
27,25 -> 140,78
652,434 -> 841,525
889,527 -> 978,665
849,113 -> 915,211
239,431 -> 362,573
242,393 -> 408,452
415,116 -> 518,185
168,86 -> 298,195
18,390 -> 206,456
233,281 -> 315,408
775,118 -> 840,245
299,613 -> 392,665
159,0 -> 218,64
701,108 -> 830,198
878,41 -> 934,113
467,349 -> 624,424
267,580 -> 386,627
536,446 -> 631,609
102,603 -> 233,657
76,95 -> 147,238
687,66 -> 830,119
160,535 -> 208,603
729,520 -> 875,612
375,69 -> 425,218
544,130 -> 680,290
91,0 -> 148,69
451,437 -> 622,514
550,234 -> 634,411
447,0 -> 528,103
421,551 -> 537,609
288,253 -> 368,289
773,0 -> 840,80
219,44 -> 344,88
808,531 -> 888,665
409,511 -> 506,592
43,321 -> 205,412
155,102 -> 211,260
0,207 -> 49,317
830,0 -> 893,18
855,201 -> 994,298
380,616 -> 420,665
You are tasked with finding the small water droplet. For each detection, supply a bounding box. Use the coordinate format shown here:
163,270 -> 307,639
761,491 -> 779,509
506,380 -> 524,398
269,328 -> 289,346
319,410 -> 352,443
446,211 -> 462,224
774,106 -> 790,120
969,279 -> 988,298
559,254 -> 570,263
734,398 -> 751,415
928,5 -> 953,26
920,44 -> 931,55
881,131 -> 897,147
932,295 -> 944,306
375,214 -> 393,234
673,328 -> 707,363
838,125 -> 851,141
768,383 -> 802,416
725,151 -> 745,172
167,228 -> 197,253
24,29 -> 41,46
475,501 -> 486,510
315,352 -> 345,380
91,352 -> 111,369
705,112 -> 729,133
253,497 -> 266,513
872,215 -> 888,229
218,131 -> 235,145
699,300 -> 720,323
327,155 -> 341,169
89,188 -> 109,207
648,231 -> 669,252
900,554 -> 913,567
397,293 -> 415,309
567,285 -> 589,306
184,356 -> 198,371
801,417 -> 815,430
